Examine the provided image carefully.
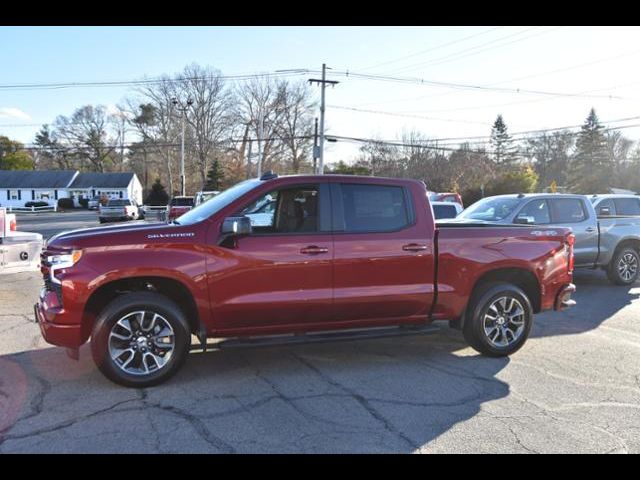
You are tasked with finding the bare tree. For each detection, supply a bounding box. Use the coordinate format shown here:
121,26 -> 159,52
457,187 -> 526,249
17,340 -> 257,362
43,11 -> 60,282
235,76 -> 288,174
274,81 -> 315,173
176,64 -> 232,189
134,77 -> 181,194
52,105 -> 117,172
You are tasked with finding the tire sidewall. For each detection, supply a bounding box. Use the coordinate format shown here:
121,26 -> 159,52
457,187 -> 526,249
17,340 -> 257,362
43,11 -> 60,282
609,247 -> 640,285
91,293 -> 190,387
464,283 -> 533,357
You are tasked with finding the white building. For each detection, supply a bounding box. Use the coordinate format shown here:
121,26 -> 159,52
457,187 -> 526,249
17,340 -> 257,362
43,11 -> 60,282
0,170 -> 143,208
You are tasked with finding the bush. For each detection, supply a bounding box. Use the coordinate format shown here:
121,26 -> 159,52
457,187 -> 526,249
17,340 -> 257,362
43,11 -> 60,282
79,198 -> 89,209
57,198 -> 75,210
24,201 -> 50,208
145,179 -> 170,206
486,166 -> 539,197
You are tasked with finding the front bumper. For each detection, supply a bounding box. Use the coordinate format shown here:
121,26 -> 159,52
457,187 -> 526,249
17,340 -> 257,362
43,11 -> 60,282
34,293 -> 84,348
554,283 -> 576,311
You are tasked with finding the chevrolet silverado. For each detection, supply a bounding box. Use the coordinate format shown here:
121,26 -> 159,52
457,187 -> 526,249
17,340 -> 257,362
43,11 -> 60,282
35,173 -> 576,387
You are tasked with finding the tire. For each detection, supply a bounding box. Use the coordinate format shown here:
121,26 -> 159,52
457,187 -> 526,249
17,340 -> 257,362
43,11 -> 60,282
98,218 -> 105,224
607,247 -> 640,286
462,282 -> 533,357
90,292 -> 191,387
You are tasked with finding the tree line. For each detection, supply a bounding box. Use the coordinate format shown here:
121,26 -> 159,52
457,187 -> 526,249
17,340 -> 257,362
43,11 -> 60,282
329,108 -> 640,205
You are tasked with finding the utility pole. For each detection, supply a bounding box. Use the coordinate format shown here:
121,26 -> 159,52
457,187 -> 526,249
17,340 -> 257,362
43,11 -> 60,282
256,111 -> 264,178
119,113 -> 125,172
246,138 -> 253,179
172,97 -> 193,196
309,64 -> 338,174
313,117 -> 319,174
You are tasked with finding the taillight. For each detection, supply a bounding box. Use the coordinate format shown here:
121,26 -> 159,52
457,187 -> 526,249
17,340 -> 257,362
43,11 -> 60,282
566,233 -> 575,273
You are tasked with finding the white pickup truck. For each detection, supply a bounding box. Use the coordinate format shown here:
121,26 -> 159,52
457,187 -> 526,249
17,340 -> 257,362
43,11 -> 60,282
98,199 -> 140,224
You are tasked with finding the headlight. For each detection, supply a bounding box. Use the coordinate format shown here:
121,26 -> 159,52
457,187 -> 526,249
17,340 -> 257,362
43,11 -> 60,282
47,250 -> 83,267
48,250 -> 83,285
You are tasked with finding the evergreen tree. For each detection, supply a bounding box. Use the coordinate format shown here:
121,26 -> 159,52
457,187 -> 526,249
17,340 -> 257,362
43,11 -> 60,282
569,108 -> 612,194
204,160 -> 224,190
144,179 -> 170,206
489,115 -> 517,166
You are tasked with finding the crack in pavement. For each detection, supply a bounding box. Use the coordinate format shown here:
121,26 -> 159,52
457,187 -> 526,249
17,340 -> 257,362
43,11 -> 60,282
289,352 -> 419,451
0,398 -> 140,447
511,359 -> 640,395
496,418 -> 541,454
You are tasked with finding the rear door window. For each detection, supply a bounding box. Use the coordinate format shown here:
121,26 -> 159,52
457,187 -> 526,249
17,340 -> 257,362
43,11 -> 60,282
339,184 -> 411,233
595,199 -> 616,216
613,198 -> 640,215
549,198 -> 587,223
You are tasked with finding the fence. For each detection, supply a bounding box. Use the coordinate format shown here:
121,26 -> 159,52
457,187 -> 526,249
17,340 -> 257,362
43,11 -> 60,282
5,205 -> 58,213
142,206 -> 168,222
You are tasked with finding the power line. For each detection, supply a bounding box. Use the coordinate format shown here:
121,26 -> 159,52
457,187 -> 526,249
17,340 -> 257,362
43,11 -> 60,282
327,105 -> 504,126
327,115 -> 640,146
357,26 -> 504,72
352,52 -> 640,108
385,27 -> 554,75
327,70 -> 630,100
18,135 -> 314,151
0,70 -> 316,91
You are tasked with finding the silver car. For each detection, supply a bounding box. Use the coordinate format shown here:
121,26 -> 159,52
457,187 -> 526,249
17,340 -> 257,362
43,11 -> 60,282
448,193 -> 640,285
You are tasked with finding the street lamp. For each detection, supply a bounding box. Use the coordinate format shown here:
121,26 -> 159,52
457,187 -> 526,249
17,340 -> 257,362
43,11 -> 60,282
172,96 -> 193,197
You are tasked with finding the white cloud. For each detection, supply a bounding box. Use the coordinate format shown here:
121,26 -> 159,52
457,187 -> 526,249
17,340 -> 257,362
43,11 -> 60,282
0,107 -> 31,121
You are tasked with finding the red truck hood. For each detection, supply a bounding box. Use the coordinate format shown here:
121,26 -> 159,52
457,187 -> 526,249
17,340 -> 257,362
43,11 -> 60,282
46,221 -> 192,251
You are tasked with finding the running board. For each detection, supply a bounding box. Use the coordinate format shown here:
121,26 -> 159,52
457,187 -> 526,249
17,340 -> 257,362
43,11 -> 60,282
190,324 -> 441,353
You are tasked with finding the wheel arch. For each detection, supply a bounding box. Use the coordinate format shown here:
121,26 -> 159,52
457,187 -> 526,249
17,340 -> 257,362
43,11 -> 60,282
81,275 -> 201,343
453,267 -> 541,330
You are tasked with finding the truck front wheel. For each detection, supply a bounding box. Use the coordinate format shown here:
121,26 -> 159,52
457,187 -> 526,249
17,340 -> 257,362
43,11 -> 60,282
90,292 -> 191,387
463,283 -> 533,357
607,247 -> 640,285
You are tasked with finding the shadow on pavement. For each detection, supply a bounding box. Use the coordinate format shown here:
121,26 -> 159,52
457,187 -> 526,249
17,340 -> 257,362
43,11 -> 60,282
0,330 -> 509,453
530,268 -> 640,340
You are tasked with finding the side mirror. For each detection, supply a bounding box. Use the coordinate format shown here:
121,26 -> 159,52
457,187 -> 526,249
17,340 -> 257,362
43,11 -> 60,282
219,216 -> 252,247
514,215 -> 535,225
598,206 -> 611,216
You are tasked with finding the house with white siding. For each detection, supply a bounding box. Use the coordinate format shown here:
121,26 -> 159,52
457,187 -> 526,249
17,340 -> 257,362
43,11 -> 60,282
0,170 -> 143,208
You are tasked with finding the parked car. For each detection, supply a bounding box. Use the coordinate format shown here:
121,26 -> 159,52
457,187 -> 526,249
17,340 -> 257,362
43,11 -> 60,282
590,194 -> 640,217
432,201 -> 463,219
241,193 -> 276,227
98,199 -> 140,223
428,191 -> 464,208
194,190 -> 220,207
87,196 -> 101,210
167,196 -> 195,221
450,193 -> 640,285
35,173 -> 575,387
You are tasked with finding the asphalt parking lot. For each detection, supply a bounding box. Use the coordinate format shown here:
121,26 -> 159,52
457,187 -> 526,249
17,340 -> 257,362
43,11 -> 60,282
1,213 -> 639,453
14,210 -> 104,239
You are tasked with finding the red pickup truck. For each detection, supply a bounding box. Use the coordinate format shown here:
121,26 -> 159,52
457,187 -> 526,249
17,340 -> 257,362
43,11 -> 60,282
35,173 -> 576,387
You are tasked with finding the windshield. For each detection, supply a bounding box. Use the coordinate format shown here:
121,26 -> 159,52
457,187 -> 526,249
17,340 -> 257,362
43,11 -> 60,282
106,199 -> 131,207
459,197 -> 522,221
176,179 -> 262,225
170,197 -> 194,206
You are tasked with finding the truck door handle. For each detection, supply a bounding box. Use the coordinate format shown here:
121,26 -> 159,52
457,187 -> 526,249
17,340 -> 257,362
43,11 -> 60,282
300,246 -> 329,255
585,227 -> 597,232
403,243 -> 428,252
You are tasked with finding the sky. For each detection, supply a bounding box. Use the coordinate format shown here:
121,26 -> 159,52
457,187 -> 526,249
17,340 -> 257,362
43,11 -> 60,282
2,26 -> 640,163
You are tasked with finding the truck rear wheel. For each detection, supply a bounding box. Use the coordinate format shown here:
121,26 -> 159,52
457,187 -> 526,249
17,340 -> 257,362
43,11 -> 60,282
90,292 -> 191,387
463,282 -> 533,357
607,247 -> 640,285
